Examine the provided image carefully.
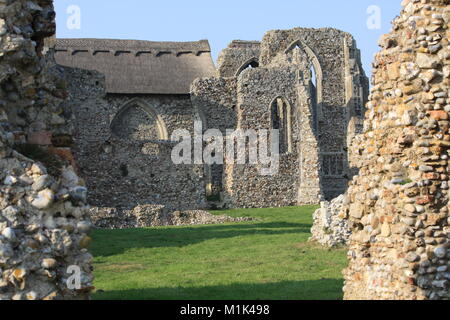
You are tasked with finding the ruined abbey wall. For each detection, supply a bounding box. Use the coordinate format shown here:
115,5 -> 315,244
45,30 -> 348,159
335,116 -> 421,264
0,0 -> 93,300
343,0 -> 450,300
192,28 -> 368,208
225,66 -> 305,208
191,77 -> 238,195
216,41 -> 261,77
61,68 -> 208,212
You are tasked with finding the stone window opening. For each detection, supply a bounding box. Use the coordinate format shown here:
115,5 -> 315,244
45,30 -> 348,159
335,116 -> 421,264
270,97 -> 292,155
321,153 -> 345,177
309,65 -> 319,131
235,58 -> 259,77
285,40 -> 324,129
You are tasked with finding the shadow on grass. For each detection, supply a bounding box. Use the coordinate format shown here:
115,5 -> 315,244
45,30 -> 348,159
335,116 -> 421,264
92,278 -> 344,301
92,222 -> 312,257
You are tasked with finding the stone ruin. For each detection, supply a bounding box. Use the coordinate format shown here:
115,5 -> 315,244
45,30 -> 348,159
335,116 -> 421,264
0,0 -> 93,300
342,0 -> 450,300
3,0 -> 447,302
49,27 -> 368,227
53,39 -> 213,217
90,205 -> 253,229
310,195 -> 351,248
193,30 -> 369,208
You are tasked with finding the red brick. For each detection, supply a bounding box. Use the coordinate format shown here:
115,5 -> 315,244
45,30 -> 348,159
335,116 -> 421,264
428,110 -> 449,121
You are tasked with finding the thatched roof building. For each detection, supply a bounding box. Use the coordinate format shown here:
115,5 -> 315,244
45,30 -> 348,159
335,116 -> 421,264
54,38 -> 216,94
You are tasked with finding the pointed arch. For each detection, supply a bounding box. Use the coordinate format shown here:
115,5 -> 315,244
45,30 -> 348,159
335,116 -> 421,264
285,39 -> 323,104
235,57 -> 259,77
110,98 -> 168,141
285,39 -> 324,130
270,96 -> 293,154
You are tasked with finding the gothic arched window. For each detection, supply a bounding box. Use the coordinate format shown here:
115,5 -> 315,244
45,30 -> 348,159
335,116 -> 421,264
271,97 -> 292,154
235,58 -> 259,77
285,40 -> 324,131
111,99 -> 168,141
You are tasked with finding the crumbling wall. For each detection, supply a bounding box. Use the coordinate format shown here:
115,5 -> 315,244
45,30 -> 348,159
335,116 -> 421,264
216,41 -> 261,77
223,67 -> 304,208
262,28 -> 368,199
89,205 -> 253,229
343,0 -> 450,300
191,77 -> 237,196
191,28 -> 368,208
62,68 -> 208,212
310,195 -> 350,247
0,0 -> 93,300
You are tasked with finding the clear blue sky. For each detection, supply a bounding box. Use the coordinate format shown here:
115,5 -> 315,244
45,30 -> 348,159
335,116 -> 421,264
54,0 -> 402,79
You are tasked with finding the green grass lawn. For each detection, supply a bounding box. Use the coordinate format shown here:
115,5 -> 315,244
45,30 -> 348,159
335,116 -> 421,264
91,206 -> 348,300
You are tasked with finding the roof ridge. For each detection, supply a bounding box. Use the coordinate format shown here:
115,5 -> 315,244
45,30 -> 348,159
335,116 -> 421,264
55,38 -> 211,52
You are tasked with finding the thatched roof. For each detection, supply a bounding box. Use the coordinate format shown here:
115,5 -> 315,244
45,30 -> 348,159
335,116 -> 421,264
54,38 -> 216,94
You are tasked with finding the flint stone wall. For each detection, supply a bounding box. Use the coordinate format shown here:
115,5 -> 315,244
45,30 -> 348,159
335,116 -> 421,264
192,28 -> 368,208
61,68 -> 208,212
216,41 -> 261,77
343,0 -> 450,300
224,66 -> 304,208
191,77 -> 238,196
0,0 -> 93,300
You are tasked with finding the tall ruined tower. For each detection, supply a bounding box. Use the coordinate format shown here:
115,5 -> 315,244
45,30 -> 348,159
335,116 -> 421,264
343,0 -> 450,300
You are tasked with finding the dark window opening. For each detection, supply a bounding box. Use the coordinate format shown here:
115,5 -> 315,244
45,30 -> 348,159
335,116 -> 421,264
271,98 -> 291,155
236,59 -> 259,76
310,66 -> 318,131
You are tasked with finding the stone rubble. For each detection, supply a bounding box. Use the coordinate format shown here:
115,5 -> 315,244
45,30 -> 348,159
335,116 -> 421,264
343,0 -> 450,300
90,205 -> 253,229
310,195 -> 351,247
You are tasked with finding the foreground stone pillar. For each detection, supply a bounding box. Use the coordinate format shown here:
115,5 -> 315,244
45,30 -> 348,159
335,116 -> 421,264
343,0 -> 450,300
0,0 -> 93,299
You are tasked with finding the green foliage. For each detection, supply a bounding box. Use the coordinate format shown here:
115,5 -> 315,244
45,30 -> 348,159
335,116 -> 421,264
91,205 -> 347,300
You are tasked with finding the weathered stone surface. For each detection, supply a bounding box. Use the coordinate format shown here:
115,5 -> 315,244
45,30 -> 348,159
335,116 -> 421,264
343,0 -> 450,300
192,28 -> 368,208
60,69 -> 208,213
0,0 -> 93,300
310,195 -> 350,247
89,205 -> 253,229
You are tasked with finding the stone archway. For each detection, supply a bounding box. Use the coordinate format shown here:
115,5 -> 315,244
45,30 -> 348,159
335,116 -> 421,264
110,98 -> 168,141
235,57 -> 259,77
285,39 -> 324,130
269,96 -> 293,154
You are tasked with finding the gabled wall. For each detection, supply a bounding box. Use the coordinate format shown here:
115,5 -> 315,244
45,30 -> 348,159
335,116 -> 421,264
192,28 -> 368,208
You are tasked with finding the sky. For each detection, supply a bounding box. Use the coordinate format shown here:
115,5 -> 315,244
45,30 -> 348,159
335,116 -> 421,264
54,0 -> 403,79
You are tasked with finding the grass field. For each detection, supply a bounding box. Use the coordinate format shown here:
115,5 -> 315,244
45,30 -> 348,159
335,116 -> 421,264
91,206 -> 348,300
